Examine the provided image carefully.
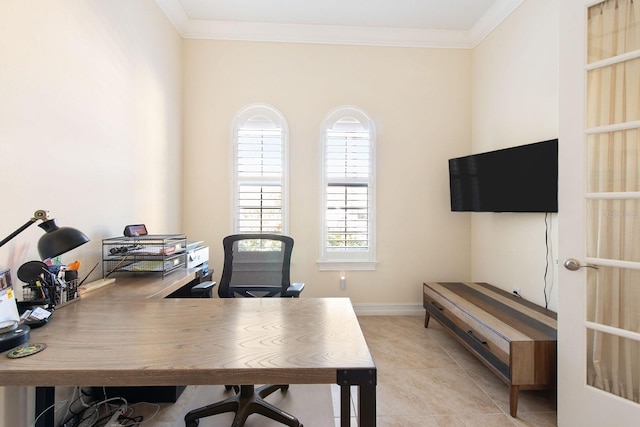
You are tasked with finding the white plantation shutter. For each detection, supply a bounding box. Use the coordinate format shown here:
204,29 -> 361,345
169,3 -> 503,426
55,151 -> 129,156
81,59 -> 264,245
233,105 -> 288,234
326,127 -> 370,250
320,107 -> 376,269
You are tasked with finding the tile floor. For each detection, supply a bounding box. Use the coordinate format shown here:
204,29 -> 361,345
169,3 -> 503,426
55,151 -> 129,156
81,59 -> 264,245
331,315 -> 557,427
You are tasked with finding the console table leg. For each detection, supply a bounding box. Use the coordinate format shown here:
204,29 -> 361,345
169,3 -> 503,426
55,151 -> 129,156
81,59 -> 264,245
509,385 -> 519,417
424,311 -> 431,328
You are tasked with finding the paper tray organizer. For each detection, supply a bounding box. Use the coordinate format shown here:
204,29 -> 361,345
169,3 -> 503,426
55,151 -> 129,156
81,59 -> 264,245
102,234 -> 187,278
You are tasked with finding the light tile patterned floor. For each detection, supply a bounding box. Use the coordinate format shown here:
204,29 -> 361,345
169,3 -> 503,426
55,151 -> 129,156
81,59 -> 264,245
332,315 -> 557,426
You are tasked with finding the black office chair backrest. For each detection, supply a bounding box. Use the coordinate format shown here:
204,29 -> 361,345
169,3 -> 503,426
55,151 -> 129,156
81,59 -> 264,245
218,234 -> 294,298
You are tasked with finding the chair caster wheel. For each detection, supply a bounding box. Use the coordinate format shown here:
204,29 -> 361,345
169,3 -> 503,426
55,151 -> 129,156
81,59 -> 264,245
185,420 -> 199,427
281,385 -> 289,391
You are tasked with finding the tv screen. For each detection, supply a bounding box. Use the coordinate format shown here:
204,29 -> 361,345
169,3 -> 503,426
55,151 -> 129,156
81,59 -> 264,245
449,139 -> 558,213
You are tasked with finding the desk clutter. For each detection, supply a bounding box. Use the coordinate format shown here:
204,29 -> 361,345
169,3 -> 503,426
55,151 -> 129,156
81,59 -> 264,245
20,307 -> 52,323
19,260 -> 80,310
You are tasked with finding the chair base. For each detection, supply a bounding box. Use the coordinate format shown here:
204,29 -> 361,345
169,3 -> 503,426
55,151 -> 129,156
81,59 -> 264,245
184,384 -> 302,427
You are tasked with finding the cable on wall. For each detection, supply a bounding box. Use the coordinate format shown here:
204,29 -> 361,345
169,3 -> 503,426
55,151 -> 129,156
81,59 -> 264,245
543,212 -> 552,309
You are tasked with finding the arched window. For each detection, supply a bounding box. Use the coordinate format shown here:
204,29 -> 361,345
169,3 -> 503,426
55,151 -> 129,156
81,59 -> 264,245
232,104 -> 288,234
319,106 -> 377,270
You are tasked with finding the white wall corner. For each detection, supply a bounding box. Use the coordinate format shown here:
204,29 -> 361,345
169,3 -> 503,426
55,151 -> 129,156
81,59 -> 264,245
470,0 -> 526,47
155,0 -> 190,33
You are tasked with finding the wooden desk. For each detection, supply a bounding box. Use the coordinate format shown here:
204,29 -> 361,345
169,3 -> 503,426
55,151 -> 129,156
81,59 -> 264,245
0,272 -> 376,426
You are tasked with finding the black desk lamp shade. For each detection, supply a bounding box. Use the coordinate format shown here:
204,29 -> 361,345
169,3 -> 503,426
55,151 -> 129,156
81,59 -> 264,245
37,218 -> 90,260
0,210 -> 90,260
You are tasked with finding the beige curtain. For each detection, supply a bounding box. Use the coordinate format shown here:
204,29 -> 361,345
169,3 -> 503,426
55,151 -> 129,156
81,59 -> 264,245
586,0 -> 640,403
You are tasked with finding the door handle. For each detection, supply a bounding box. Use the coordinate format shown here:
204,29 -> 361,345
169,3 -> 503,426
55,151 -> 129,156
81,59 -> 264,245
563,258 -> 599,271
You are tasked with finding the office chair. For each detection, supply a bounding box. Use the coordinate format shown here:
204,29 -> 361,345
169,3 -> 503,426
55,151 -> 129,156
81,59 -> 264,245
184,234 -> 305,427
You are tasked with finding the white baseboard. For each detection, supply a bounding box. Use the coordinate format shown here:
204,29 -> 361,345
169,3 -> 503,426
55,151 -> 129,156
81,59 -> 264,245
352,303 -> 423,316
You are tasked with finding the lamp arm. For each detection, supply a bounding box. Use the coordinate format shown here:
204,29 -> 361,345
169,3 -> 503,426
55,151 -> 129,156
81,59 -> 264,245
0,210 -> 50,249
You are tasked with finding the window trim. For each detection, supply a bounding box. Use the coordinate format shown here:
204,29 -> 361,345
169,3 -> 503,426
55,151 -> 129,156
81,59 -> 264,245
318,106 -> 377,271
231,103 -> 289,235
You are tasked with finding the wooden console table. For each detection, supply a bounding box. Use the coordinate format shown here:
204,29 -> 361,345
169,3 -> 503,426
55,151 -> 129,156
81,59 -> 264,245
423,282 -> 557,417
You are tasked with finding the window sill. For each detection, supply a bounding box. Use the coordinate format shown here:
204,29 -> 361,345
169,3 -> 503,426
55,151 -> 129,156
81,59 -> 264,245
316,260 -> 378,271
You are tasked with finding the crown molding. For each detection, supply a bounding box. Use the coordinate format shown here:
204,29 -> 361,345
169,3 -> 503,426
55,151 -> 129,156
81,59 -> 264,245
155,0 -> 525,49
182,20 -> 473,48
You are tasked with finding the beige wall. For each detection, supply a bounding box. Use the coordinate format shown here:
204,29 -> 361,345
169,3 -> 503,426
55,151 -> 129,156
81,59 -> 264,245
471,0 -> 559,310
182,40 -> 473,305
0,1 -> 182,425
0,0 -> 183,276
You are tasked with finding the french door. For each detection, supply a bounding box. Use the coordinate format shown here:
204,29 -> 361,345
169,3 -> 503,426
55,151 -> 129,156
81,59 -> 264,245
558,0 -> 640,425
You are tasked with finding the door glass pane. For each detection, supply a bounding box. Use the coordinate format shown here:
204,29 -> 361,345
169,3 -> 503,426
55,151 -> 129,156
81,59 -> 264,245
587,0 -> 640,63
586,199 -> 640,262
586,130 -> 640,193
587,58 -> 640,128
586,328 -> 640,403
586,267 -> 640,333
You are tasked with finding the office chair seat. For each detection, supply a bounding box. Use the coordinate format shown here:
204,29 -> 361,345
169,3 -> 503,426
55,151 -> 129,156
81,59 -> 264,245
226,281 -> 305,298
184,234 -> 305,427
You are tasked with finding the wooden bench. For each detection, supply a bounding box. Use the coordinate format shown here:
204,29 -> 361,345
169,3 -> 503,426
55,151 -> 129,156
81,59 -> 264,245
423,282 -> 557,417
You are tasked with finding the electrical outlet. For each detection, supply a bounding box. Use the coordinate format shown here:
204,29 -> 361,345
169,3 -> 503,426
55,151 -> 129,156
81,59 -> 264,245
512,288 -> 521,298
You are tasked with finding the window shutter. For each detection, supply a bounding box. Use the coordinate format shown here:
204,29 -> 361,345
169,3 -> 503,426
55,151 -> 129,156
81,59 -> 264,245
321,107 -> 376,267
233,107 -> 287,234
325,126 -> 371,251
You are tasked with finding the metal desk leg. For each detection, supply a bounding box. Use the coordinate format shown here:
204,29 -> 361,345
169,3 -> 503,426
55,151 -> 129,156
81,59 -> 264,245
35,387 -> 54,427
340,384 -> 351,427
359,383 -> 376,426
337,368 -> 377,427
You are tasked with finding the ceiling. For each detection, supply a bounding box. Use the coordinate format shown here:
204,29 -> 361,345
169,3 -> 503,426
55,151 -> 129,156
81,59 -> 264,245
155,0 -> 525,48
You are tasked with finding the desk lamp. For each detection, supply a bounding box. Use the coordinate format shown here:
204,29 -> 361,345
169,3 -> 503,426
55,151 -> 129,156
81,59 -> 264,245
0,210 -> 90,352
0,209 -> 90,260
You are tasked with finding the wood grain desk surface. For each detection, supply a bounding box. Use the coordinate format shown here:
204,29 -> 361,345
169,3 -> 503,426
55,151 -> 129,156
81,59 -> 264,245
0,271 -> 375,389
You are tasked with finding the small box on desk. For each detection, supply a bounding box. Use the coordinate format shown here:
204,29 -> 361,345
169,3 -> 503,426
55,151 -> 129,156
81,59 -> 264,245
93,386 -> 186,403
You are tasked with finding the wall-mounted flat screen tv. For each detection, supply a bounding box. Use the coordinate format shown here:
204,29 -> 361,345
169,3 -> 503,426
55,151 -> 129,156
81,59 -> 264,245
448,139 -> 558,213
